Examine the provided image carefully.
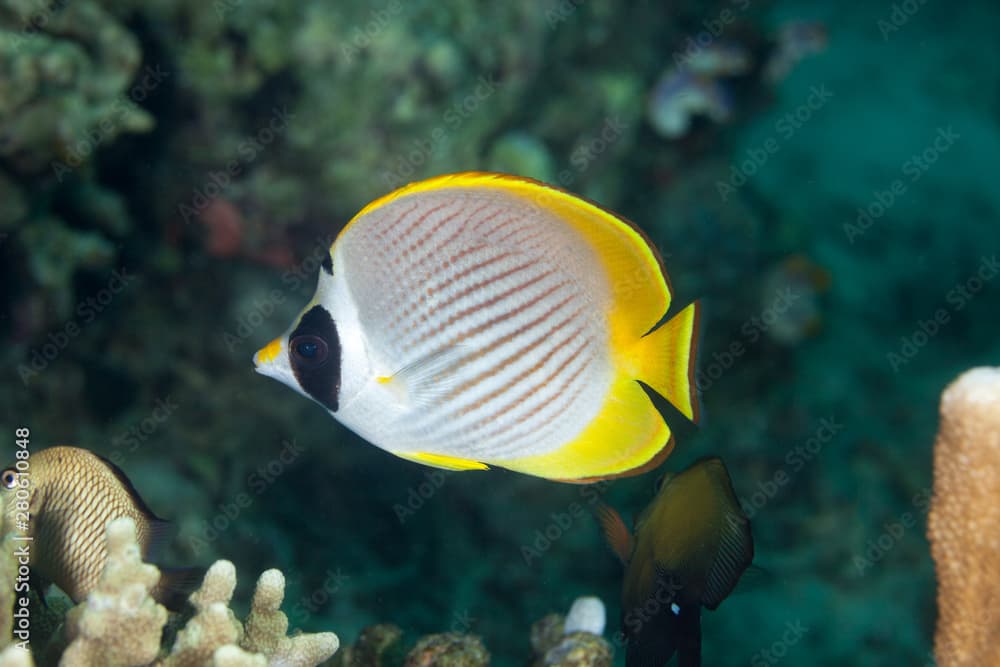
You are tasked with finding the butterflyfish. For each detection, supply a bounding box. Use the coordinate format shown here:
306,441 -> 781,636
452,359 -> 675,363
0,445 -> 199,609
254,172 -> 700,482
597,456 -> 754,666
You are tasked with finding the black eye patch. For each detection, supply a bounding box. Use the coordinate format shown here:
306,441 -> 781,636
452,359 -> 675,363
288,305 -> 341,412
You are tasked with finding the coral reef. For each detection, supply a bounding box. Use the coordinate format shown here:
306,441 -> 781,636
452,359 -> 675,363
0,516 -> 338,666
0,646 -> 33,667
61,518 -> 168,666
528,598 -> 612,667
242,569 -> 340,666
404,633 -> 488,667
3,1 -> 999,665
332,624 -> 402,667
929,367 -> 1000,667
561,598 -> 605,637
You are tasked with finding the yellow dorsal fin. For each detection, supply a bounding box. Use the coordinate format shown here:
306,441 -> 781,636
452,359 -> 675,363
395,451 -> 489,472
341,172 -> 674,340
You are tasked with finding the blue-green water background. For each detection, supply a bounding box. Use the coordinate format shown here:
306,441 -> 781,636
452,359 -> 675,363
2,0 -> 999,664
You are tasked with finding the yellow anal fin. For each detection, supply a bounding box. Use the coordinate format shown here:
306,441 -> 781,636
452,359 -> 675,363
502,375 -> 672,482
396,451 -> 490,472
627,301 -> 700,422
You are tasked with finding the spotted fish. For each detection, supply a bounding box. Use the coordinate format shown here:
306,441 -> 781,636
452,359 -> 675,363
254,172 -> 700,482
0,445 -> 198,607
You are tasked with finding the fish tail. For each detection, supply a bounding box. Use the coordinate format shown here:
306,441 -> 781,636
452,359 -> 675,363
631,301 -> 700,422
676,606 -> 703,667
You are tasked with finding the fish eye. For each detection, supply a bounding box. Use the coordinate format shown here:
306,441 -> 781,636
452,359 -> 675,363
1,469 -> 17,489
291,335 -> 329,366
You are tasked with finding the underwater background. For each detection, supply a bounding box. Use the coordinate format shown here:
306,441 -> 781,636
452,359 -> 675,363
2,0 -> 999,665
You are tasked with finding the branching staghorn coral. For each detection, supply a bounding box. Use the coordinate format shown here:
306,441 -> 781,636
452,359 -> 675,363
61,518 -> 168,666
242,569 -> 339,666
0,516 -> 338,666
928,367 -> 1000,667
0,645 -> 34,667
160,560 -> 242,666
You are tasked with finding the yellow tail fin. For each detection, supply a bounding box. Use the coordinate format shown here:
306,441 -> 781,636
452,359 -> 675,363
630,301 -> 700,422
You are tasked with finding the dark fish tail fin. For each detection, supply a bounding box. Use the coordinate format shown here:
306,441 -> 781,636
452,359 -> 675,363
675,605 -> 702,667
153,567 -> 205,611
144,518 -> 177,563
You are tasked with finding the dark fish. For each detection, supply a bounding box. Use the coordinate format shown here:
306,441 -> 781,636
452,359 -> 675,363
598,457 -> 754,667
0,446 -> 199,608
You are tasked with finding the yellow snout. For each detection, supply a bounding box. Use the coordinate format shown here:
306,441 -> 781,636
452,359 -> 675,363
254,337 -> 283,367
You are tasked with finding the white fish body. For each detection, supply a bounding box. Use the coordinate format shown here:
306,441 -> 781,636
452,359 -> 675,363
255,173 -> 699,482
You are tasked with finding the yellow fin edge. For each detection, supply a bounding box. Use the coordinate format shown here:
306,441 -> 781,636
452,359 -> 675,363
499,375 -> 671,481
396,451 -> 490,472
341,172 -> 673,339
627,301 -> 701,422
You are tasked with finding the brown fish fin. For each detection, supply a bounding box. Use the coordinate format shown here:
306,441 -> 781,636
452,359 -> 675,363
93,453 -> 167,522
595,502 -> 633,565
691,457 -> 754,610
153,566 -> 205,611
144,518 -> 176,563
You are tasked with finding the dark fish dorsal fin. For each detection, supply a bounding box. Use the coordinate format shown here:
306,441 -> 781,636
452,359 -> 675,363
93,453 -> 166,523
595,502 -> 633,565
144,518 -> 176,563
